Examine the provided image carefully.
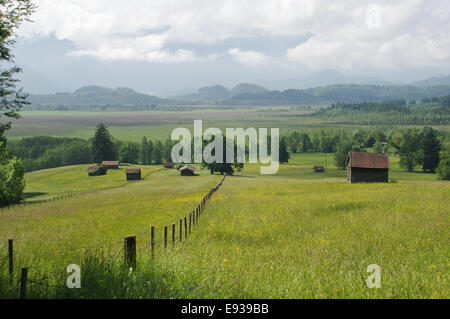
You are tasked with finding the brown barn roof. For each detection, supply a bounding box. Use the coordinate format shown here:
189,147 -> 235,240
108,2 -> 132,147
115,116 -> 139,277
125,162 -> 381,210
348,152 -> 390,169
102,161 -> 119,166
179,165 -> 196,172
126,168 -> 141,174
87,166 -> 100,171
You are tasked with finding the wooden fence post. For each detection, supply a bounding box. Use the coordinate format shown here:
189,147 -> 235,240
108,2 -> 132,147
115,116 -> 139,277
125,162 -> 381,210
8,239 -> 13,283
179,219 -> 182,242
164,226 -> 168,251
150,226 -> 155,259
124,235 -> 136,268
172,223 -> 175,247
20,267 -> 28,299
184,217 -> 187,239
189,213 -> 192,234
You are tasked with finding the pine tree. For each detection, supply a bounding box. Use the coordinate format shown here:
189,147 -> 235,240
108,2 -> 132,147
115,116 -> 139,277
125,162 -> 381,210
420,126 -> 441,172
147,140 -> 153,164
163,138 -> 173,162
437,141 -> 450,180
153,140 -> 163,164
141,137 -> 148,164
399,130 -> 422,172
279,136 -> 290,163
92,123 -> 116,163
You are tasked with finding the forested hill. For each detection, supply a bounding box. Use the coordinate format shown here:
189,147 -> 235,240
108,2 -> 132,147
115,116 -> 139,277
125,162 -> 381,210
221,84 -> 450,106
26,84 -> 450,109
28,86 -> 168,110
310,96 -> 450,125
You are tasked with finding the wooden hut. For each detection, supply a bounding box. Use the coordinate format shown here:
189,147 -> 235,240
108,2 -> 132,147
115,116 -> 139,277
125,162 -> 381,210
179,165 -> 196,176
346,152 -> 389,183
87,166 -> 106,176
126,168 -> 141,180
164,161 -> 174,168
102,161 -> 119,169
313,166 -> 325,172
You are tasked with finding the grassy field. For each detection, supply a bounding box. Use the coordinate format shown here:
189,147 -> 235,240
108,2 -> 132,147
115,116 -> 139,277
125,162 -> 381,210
22,164 -> 163,201
1,153 -> 448,298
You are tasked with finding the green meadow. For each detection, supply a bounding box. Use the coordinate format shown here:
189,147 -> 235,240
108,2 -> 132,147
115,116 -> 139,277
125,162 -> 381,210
0,153 -> 448,298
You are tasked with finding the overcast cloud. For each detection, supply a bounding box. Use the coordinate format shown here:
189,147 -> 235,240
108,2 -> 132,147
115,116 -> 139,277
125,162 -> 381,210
14,0 -> 450,93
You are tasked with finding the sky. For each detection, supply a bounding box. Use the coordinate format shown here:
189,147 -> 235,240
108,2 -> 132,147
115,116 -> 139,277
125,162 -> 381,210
14,0 -> 450,95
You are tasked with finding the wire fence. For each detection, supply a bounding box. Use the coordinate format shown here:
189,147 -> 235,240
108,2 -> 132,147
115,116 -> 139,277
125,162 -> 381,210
2,175 -> 226,298
0,168 -> 165,211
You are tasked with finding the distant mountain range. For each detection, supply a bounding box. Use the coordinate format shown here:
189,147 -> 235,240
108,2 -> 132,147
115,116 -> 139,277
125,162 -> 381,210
412,75 -> 450,87
26,82 -> 450,109
176,83 -> 269,102
29,85 -> 165,108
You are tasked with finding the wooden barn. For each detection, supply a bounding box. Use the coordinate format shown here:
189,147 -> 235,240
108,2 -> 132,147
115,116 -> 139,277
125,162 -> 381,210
313,166 -> 325,172
87,166 -> 106,176
126,168 -> 141,180
164,161 -> 174,168
346,152 -> 389,183
179,165 -> 196,176
102,161 -> 119,169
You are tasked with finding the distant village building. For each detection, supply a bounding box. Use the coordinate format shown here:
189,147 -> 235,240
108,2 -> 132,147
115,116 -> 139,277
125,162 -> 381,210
179,165 -> 196,176
164,161 -> 174,168
313,166 -> 325,172
346,152 -> 390,183
87,166 -> 106,176
102,161 -> 119,169
126,168 -> 141,180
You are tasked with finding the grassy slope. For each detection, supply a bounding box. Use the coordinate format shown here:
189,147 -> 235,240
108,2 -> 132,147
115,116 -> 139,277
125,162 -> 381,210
23,164 -> 163,200
0,153 -> 448,298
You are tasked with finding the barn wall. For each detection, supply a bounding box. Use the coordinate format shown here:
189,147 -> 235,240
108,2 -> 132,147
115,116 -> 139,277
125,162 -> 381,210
181,170 -> 194,176
350,168 -> 388,183
126,174 -> 141,180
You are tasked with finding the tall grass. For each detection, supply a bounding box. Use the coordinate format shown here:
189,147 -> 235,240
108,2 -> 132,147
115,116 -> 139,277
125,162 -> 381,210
0,154 -> 448,298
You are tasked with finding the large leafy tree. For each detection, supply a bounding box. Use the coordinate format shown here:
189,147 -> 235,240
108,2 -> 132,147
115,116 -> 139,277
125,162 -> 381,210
334,140 -> 354,170
119,141 -> 140,164
92,123 -> 116,163
0,0 -> 35,205
201,135 -> 243,175
1,0 -> 35,143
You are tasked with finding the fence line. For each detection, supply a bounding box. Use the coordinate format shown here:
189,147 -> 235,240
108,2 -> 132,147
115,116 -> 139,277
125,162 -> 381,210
0,168 -> 166,211
3,175 -> 226,298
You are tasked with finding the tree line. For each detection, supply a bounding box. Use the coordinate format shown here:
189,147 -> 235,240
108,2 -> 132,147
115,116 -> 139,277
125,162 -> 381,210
8,124 -> 175,172
311,97 -> 450,125
281,126 -> 448,178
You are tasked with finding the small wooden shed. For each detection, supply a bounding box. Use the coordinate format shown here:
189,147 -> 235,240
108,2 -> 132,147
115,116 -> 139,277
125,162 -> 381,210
87,166 -> 106,176
313,166 -> 325,172
179,165 -> 196,176
346,152 -> 389,183
126,168 -> 141,180
102,161 -> 119,169
164,161 -> 174,168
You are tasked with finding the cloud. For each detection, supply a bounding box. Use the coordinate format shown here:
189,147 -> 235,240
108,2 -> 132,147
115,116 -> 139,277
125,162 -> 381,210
227,48 -> 271,66
18,0 -> 450,70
